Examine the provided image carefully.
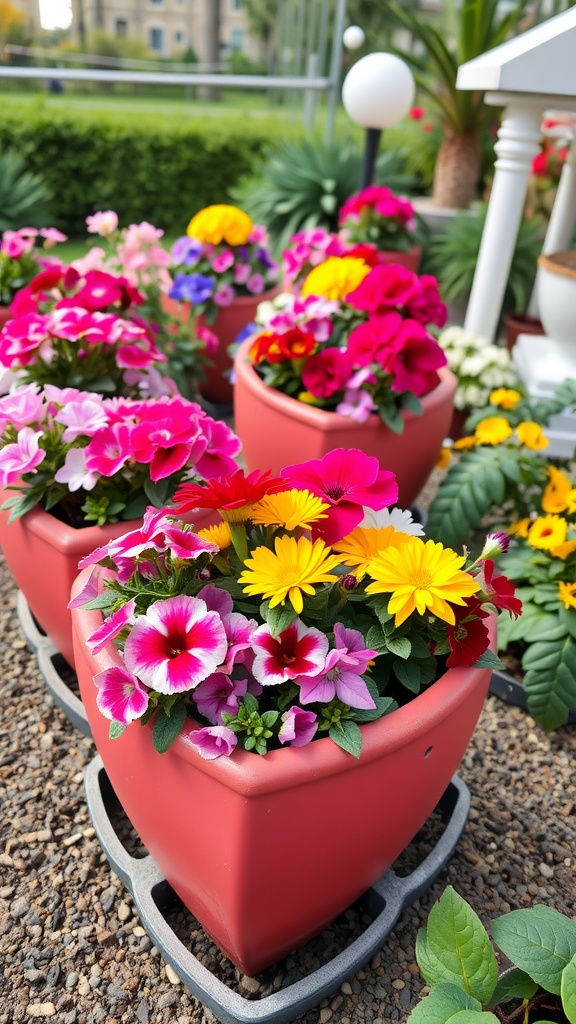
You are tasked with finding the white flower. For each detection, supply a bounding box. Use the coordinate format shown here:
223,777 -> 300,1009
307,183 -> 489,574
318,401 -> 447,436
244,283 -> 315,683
460,356 -> 487,376
359,506 -> 425,536
54,448 -> 99,492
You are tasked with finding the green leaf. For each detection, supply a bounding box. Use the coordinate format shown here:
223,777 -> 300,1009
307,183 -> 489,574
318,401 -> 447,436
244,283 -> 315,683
152,702 -> 187,754
491,906 -> 576,995
144,477 -> 171,507
329,720 -> 362,758
366,625 -> 388,653
109,721 -> 125,740
473,649 -> 503,670
406,982 -> 482,1023
420,886 -> 498,1003
426,446 -> 507,549
261,600 -> 298,637
394,657 -> 437,692
487,968 -> 538,1008
352,696 -> 397,722
385,635 -> 412,659
522,637 -> 576,731
561,954 -> 576,1024
81,592 -> 119,612
243,692 -> 258,714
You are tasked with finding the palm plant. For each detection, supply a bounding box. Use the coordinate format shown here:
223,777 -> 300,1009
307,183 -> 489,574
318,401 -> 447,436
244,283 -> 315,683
0,149 -> 53,231
389,0 -> 532,208
232,136 -> 418,250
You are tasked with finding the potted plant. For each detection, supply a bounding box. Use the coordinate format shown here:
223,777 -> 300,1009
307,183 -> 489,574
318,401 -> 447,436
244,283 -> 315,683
407,885 -> 576,1023
0,225 -> 67,328
0,385 -> 241,667
437,326 -> 523,439
70,450 -> 518,976
338,185 -> 423,271
233,257 -> 457,509
165,204 -> 280,406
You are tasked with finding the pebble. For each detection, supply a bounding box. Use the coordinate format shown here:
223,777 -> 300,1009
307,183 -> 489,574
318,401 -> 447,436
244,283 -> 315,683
165,964 -> 181,986
27,1004 -> 57,1018
539,862 -> 554,879
117,901 -> 131,922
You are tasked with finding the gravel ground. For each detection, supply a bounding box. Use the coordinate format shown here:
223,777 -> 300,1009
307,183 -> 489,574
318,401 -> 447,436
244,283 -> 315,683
1,495 -> 575,1024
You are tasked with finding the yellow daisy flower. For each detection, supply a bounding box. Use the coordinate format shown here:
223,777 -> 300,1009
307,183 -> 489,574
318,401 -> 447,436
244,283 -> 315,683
508,518 -> 531,538
333,526 -> 411,578
550,540 -> 576,560
474,417 -> 513,446
489,388 -> 522,410
187,204 -> 253,246
453,435 -> 476,450
542,466 -> 573,514
436,447 -> 452,470
568,489 -> 576,514
197,522 -> 232,550
527,515 -> 568,550
558,581 -> 576,610
516,421 -> 549,450
365,537 -> 480,627
250,489 -> 330,531
301,256 -> 370,302
239,535 -> 341,614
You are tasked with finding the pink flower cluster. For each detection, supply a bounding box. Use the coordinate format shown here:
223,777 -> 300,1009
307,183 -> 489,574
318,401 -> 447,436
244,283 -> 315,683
76,213 -> 172,293
339,186 -> 416,232
1,226 -> 67,260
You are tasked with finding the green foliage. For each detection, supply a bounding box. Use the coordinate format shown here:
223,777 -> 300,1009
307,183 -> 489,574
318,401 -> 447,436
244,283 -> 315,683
0,107 -> 284,235
409,887 -> 576,1024
232,137 -> 417,250
0,147 -> 52,231
429,204 -> 544,315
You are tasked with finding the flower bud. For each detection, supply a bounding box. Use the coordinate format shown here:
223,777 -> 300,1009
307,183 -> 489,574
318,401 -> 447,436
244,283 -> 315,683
341,574 -> 358,591
479,532 -> 510,560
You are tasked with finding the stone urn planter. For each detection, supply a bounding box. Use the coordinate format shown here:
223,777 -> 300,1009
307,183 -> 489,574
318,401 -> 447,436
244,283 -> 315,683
233,337 -> 457,509
537,251 -> 576,370
71,565 -> 494,977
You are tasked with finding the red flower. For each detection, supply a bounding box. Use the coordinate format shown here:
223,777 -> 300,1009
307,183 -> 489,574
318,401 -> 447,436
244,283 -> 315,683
384,319 -> 447,396
409,106 -> 425,120
278,327 -> 317,360
173,468 -> 288,515
301,347 -> 352,398
531,149 -> 550,178
446,598 -> 490,668
346,264 -> 418,315
478,560 -> 522,618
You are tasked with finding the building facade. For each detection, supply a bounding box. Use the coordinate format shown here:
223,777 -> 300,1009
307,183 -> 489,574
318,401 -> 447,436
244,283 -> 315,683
9,0 -> 42,36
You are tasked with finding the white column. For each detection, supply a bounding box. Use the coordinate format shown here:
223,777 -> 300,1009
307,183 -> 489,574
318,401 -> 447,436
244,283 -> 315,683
527,135 -> 576,316
464,98 -> 544,343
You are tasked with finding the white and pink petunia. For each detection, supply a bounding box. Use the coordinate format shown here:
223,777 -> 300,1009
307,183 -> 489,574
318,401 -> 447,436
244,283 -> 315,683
297,623 -> 378,709
278,706 -> 318,747
251,620 -> 328,687
123,595 -> 228,695
54,448 -> 99,492
94,664 -> 149,725
0,427 -> 45,486
55,395 -> 108,442
87,599 -> 136,655
188,725 -> 237,759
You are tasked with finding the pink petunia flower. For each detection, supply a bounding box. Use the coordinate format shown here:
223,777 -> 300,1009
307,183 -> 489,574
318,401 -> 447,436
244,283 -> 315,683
84,422 -> 133,477
0,427 -> 45,486
301,347 -> 352,399
246,273 -> 265,295
297,624 -> 377,709
55,395 -> 108,441
252,619 -> 328,687
123,595 -> 228,694
212,250 -> 235,273
278,706 -> 318,747
87,599 -> 136,655
86,211 -> 119,237
281,448 -> 398,545
0,384 -> 44,431
94,664 -> 149,725
346,264 -> 419,315
193,672 -> 248,723
213,284 -> 235,307
188,725 -> 237,759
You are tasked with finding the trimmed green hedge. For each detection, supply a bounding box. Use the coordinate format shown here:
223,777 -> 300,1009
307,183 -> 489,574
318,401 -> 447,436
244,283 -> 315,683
0,104 -> 292,234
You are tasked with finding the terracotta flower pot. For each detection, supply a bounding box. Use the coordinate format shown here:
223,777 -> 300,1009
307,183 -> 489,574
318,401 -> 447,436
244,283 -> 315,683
163,288 -> 281,407
233,338 -> 457,509
503,312 -> 544,352
71,566 -> 494,976
377,245 -> 422,273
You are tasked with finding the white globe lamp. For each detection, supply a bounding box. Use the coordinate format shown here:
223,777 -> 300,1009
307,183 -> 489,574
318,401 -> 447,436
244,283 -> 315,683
342,53 -> 415,187
343,25 -> 365,51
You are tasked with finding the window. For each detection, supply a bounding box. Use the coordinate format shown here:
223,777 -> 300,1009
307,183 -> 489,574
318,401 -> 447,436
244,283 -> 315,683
149,26 -> 164,51
232,0 -> 242,9
115,18 -> 127,35
174,29 -> 184,43
230,28 -> 243,52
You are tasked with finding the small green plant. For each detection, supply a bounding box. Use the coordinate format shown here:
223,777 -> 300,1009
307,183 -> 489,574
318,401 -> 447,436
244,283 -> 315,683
408,886 -> 576,1023
0,148 -> 52,231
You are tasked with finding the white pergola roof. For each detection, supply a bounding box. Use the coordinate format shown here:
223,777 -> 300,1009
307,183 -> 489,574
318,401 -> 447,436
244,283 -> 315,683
457,6 -> 576,97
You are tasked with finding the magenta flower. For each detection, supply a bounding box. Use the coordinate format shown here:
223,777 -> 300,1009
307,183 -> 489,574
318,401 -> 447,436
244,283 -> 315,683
94,665 -> 149,725
346,313 -> 404,369
252,620 -> 328,687
246,273 -> 265,294
346,264 -> 418,315
193,415 -> 242,481
233,263 -> 251,285
384,320 -> 446,396
281,448 -> 398,544
188,725 -> 237,760
212,250 -> 235,273
336,387 -> 376,423
123,595 -> 228,695
297,624 -> 377,709
278,706 -> 318,747
0,427 -> 45,486
54,448 -> 99,492
301,347 -> 352,399
87,599 -> 136,655
193,672 -> 248,723
406,275 -> 448,328
84,422 -> 133,476
214,284 -> 235,307
68,566 -> 99,610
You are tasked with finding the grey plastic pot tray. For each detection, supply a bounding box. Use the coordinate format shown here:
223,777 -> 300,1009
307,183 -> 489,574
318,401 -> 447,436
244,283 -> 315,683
85,755 -> 469,1024
489,668 -> 576,726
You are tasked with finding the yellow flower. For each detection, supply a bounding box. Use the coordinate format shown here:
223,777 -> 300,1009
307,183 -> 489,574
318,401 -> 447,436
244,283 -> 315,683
333,526 -> 411,578
551,540 -> 576,560
474,417 -> 513,446
187,204 -> 253,246
197,522 -> 232,550
365,536 -> 480,627
558,581 -> 576,610
301,256 -> 370,301
239,535 -> 341,614
250,489 -> 329,531
508,518 -> 531,538
527,515 -> 567,550
297,391 -> 324,405
490,388 -> 522,410
542,465 -> 574,514
453,435 -> 476,450
516,421 -> 549,450
436,447 -> 452,470
568,490 -> 576,514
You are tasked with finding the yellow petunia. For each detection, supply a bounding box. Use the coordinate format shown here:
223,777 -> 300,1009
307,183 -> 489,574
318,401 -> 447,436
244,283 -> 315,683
238,535 -> 341,614
550,539 -> 576,560
489,388 -> 522,410
301,256 -> 370,302
333,525 -> 411,578
542,465 -> 574,514
527,515 -> 567,550
474,417 -> 513,446
508,518 -> 531,538
436,447 -> 452,470
516,421 -> 549,451
365,536 -> 480,627
558,581 -> 576,610
250,489 -> 329,531
187,204 -> 253,246
197,521 -> 232,550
